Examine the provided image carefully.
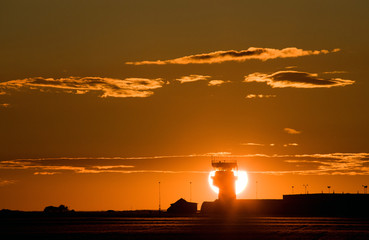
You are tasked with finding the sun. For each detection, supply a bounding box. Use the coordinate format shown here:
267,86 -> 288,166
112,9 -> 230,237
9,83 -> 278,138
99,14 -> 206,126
208,170 -> 248,195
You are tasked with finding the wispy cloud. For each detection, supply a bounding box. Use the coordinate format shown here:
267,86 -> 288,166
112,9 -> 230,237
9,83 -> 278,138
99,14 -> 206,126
175,75 -> 230,87
284,128 -> 301,134
3,152 -> 369,176
241,143 -> 276,147
284,153 -> 369,175
0,77 -> 165,98
0,103 -> 10,108
241,143 -> 265,146
0,159 -> 135,175
244,70 -> 354,88
245,94 -> 276,99
126,47 -> 338,65
323,71 -> 348,74
208,80 -> 229,86
0,179 -> 16,186
176,74 -> 211,83
34,172 -> 59,175
283,143 -> 299,147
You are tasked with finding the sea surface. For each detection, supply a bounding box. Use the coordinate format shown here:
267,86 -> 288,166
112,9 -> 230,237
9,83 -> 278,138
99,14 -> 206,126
2,216 -> 369,239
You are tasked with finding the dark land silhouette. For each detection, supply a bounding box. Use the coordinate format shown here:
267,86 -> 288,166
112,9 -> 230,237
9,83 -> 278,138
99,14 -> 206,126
1,160 -> 369,239
201,193 -> 369,217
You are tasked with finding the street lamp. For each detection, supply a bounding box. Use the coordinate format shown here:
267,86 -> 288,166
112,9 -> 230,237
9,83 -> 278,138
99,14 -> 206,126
303,184 -> 309,194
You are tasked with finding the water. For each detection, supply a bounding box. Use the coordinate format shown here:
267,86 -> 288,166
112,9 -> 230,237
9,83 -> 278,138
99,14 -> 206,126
2,216 -> 369,239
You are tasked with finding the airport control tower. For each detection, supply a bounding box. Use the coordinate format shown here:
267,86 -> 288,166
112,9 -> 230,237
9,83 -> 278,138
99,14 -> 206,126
211,158 -> 238,202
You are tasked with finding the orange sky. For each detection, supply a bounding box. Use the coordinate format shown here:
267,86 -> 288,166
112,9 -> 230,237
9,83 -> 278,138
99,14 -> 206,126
0,0 -> 369,211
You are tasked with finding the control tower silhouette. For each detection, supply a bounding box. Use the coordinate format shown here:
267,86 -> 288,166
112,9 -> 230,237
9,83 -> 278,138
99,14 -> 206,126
211,157 -> 238,202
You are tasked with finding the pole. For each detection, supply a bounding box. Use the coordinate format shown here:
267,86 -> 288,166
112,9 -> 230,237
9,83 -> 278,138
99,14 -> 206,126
158,181 -> 161,212
190,182 -> 192,202
256,181 -> 258,199
303,184 -> 308,194
292,186 -> 294,194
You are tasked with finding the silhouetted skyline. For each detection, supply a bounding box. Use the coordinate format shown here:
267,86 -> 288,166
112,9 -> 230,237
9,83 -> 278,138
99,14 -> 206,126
0,0 -> 369,211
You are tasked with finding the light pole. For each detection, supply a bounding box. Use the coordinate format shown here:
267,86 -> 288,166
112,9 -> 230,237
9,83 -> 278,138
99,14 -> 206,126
303,184 -> 308,194
158,181 -> 161,212
190,181 -> 192,202
256,181 -> 258,199
363,185 -> 367,194
327,186 -> 331,194
292,186 -> 294,194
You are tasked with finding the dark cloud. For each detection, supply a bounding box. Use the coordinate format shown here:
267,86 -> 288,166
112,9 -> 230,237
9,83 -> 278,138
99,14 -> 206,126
244,70 -> 354,88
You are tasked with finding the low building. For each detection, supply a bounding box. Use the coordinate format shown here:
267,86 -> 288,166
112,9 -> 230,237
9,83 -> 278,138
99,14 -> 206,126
201,193 -> 369,217
167,198 -> 197,214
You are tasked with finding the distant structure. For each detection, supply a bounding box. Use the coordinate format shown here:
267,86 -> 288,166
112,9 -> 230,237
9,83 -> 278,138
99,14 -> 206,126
167,198 -> 197,214
211,158 -> 238,202
201,193 -> 369,217
43,205 -> 71,213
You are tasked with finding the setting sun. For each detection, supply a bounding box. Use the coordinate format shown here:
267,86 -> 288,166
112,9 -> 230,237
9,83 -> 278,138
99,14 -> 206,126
208,170 -> 248,195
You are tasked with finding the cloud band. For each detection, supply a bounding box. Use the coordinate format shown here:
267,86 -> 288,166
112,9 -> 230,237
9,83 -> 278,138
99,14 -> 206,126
126,47 -> 338,65
244,70 -> 354,88
0,77 -> 165,98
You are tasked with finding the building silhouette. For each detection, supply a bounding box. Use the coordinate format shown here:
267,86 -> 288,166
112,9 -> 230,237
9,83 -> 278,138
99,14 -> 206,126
201,193 -> 369,216
167,198 -> 197,214
211,158 -> 238,202
201,160 -> 369,216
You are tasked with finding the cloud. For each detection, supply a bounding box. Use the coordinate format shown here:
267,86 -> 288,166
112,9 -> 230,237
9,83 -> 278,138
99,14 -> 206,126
0,159 -> 135,174
283,143 -> 299,147
0,77 -> 165,98
126,47 -> 338,65
208,80 -> 229,86
285,66 -> 298,69
284,128 -> 301,134
323,71 -> 348,74
176,74 -> 211,83
241,143 -> 265,146
245,94 -> 276,99
244,70 -> 354,88
176,75 -> 230,87
34,172 -> 59,175
0,103 -> 10,108
284,153 -> 369,175
241,143 -> 277,147
3,152 -> 369,176
0,179 -> 16,186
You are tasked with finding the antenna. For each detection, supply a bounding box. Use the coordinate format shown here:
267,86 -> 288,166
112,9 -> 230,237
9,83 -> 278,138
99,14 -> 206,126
158,181 -> 161,212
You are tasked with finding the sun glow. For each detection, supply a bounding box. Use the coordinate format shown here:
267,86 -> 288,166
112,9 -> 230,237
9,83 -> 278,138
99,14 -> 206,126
208,170 -> 248,195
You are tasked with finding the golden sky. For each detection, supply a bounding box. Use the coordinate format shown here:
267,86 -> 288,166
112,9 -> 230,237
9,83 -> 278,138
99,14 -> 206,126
1,0 -> 369,211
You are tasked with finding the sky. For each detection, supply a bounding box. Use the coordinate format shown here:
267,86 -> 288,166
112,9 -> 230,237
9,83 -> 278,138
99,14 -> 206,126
1,0 -> 369,211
